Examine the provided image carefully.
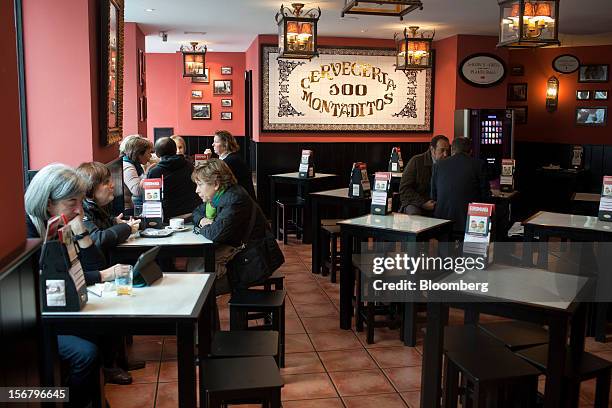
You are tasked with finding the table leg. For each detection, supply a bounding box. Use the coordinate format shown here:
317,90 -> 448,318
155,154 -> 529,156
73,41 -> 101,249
177,321 -> 197,408
523,226 -> 535,267
311,197 -> 321,274
421,302 -> 449,408
270,180 -> 277,236
198,285 -> 214,408
544,315 -> 569,408
302,184 -> 312,244
340,229 -> 353,330
203,244 -> 215,274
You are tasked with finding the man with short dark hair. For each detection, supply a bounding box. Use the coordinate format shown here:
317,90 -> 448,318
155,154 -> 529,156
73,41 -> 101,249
147,137 -> 202,219
399,135 -> 450,215
431,137 -> 491,234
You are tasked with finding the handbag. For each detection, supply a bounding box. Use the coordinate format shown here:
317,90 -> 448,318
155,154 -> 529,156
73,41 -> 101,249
227,204 -> 285,291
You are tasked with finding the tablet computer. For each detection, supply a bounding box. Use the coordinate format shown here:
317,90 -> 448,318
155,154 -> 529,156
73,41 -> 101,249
133,246 -> 163,287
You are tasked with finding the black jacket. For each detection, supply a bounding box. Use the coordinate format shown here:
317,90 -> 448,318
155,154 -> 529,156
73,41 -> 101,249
223,152 -> 256,200
193,184 -> 267,247
147,155 -> 202,219
82,199 -> 131,256
26,216 -> 106,286
399,150 -> 433,208
431,153 -> 492,232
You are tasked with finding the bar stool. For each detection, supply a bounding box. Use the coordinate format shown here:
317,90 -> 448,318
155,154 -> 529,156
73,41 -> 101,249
229,289 -> 286,367
444,347 -> 541,408
478,321 -> 549,351
201,356 -> 283,408
516,344 -> 612,408
320,219 -> 341,282
263,270 -> 285,291
276,198 -> 304,244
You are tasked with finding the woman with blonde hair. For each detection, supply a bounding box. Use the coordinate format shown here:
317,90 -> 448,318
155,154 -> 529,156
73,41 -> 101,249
212,130 -> 256,199
170,134 -> 187,156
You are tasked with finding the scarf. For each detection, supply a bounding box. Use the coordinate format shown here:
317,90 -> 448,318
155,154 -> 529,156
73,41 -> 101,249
122,155 -> 144,176
205,189 -> 225,220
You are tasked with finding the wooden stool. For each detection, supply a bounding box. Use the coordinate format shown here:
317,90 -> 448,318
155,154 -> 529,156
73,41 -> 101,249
201,356 -> 283,408
444,347 -> 540,408
444,324 -> 508,352
263,270 -> 285,291
210,331 -> 279,365
321,223 -> 341,282
276,198 -> 304,244
516,344 -> 612,408
229,289 -> 286,367
478,321 -> 549,351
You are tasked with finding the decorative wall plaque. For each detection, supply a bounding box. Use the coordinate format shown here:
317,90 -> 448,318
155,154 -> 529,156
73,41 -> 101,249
552,54 -> 580,74
458,53 -> 506,88
261,45 -> 433,132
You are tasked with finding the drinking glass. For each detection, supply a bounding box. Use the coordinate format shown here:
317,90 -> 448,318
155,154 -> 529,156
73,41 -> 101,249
115,266 -> 133,296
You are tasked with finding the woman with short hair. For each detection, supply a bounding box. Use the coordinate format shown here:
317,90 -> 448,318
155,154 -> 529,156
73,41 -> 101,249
120,135 -> 153,209
212,130 -> 256,199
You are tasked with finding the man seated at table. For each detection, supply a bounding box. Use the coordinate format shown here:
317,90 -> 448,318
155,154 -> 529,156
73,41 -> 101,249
147,137 -> 202,219
399,134 -> 450,215
431,137 -> 491,236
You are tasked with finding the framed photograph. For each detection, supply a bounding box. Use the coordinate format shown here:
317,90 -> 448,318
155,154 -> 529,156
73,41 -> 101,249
221,99 -> 232,107
576,90 -> 591,100
593,90 -> 609,100
191,68 -> 209,83
512,106 -> 528,125
221,66 -> 232,75
578,65 -> 609,83
191,90 -> 203,99
191,103 -> 211,120
138,49 -> 146,87
510,65 -> 524,76
213,79 -> 232,95
221,112 -> 232,120
576,107 -> 607,126
138,97 -> 147,122
507,83 -> 528,101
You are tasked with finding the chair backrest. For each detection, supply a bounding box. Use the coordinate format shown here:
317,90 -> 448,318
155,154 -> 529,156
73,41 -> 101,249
105,157 -> 125,216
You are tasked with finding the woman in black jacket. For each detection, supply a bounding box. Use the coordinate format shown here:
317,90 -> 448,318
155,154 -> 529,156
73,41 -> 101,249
212,130 -> 256,200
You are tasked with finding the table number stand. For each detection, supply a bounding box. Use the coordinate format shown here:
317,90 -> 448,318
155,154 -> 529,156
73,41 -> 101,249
371,172 -> 392,215
349,162 -> 371,199
299,149 -> 315,178
463,203 -> 495,266
571,145 -> 584,170
388,147 -> 404,173
500,158 -> 515,192
143,178 -> 164,228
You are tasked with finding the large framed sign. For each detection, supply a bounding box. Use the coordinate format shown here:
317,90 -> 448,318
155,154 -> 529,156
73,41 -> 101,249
261,45 -> 433,132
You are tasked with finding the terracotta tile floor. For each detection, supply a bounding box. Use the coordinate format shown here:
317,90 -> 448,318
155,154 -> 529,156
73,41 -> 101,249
106,241 -> 612,407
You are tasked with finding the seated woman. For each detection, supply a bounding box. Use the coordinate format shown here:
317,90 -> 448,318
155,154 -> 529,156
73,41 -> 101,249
76,161 -> 140,257
171,134 -> 187,156
120,135 -> 153,212
25,164 -> 134,402
191,159 -> 269,294
212,130 -> 256,199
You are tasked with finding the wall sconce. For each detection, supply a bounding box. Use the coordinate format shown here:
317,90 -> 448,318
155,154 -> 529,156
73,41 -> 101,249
276,3 -> 321,60
498,0 -> 560,48
546,76 -> 559,111
180,42 -> 207,77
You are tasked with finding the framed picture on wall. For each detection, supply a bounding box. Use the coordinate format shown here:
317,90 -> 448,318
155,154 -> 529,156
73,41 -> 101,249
576,107 -> 607,126
576,90 -> 591,100
221,112 -> 232,120
191,103 -> 211,120
213,80 -> 232,95
191,68 -> 210,83
510,65 -> 524,76
191,90 -> 203,99
221,99 -> 232,107
512,106 -> 528,124
594,90 -> 609,100
221,66 -> 232,75
507,83 -> 528,101
578,65 -> 609,83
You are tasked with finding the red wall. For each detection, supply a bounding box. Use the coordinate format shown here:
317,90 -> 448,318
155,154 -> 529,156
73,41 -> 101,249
0,0 -> 26,260
123,22 -> 147,137
146,52 -> 245,139
432,36 -> 458,138
509,45 -> 612,145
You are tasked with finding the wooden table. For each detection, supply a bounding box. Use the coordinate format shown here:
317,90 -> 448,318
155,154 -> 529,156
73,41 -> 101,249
338,213 -> 453,343
571,192 -> 601,216
420,265 -> 591,408
110,227 -> 215,273
310,188 -> 371,275
269,172 -> 337,244
42,273 -> 216,408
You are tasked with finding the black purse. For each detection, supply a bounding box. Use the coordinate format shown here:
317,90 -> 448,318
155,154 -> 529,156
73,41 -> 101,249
227,204 -> 285,291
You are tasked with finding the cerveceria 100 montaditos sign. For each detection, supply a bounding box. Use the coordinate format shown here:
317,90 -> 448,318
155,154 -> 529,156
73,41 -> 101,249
299,61 -> 397,118
262,46 -> 433,132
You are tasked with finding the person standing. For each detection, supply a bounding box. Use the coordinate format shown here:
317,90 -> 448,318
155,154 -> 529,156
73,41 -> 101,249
431,137 -> 491,234
399,135 -> 450,215
212,130 -> 256,200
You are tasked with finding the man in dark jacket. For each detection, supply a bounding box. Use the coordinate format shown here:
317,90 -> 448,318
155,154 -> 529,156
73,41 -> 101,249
399,135 -> 450,215
431,137 -> 491,234
147,137 -> 202,219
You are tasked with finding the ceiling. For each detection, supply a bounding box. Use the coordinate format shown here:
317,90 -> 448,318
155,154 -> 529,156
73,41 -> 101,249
125,0 -> 612,53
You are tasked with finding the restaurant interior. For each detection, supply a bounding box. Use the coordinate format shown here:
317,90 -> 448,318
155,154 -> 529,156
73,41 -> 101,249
2,0 -> 612,407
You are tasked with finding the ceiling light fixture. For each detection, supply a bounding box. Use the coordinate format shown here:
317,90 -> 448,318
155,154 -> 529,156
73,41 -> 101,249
394,26 -> 434,70
145,8 -> 155,12
342,0 -> 423,20
498,0 -> 560,48
180,42 -> 207,77
276,3 -> 321,60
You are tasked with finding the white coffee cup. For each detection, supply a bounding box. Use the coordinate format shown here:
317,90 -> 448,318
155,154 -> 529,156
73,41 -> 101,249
169,218 -> 185,230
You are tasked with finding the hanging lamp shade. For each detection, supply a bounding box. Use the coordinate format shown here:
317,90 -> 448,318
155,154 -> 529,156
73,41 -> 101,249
394,26 -> 434,70
276,3 -> 321,60
498,0 -> 560,48
341,0 -> 423,20
180,42 -> 207,77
